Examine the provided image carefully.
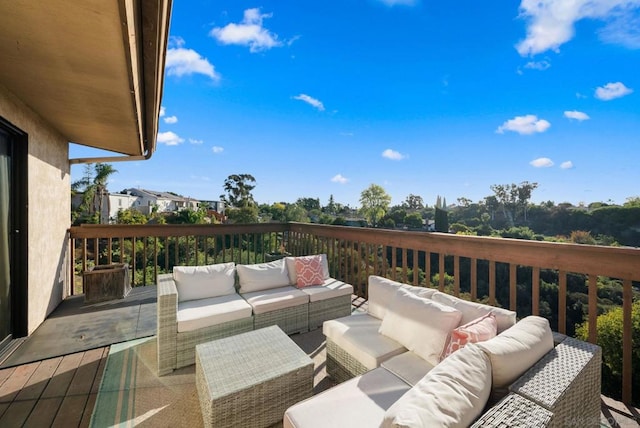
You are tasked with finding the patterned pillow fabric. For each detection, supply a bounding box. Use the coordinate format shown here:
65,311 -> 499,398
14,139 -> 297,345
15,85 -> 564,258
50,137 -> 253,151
441,313 -> 497,360
295,255 -> 325,288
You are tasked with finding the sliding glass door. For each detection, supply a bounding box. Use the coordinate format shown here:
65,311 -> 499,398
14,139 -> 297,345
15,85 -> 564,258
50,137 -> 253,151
0,128 -> 11,344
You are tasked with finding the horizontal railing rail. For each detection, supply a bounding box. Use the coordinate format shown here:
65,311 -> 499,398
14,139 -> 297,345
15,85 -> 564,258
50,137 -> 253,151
68,222 -> 639,404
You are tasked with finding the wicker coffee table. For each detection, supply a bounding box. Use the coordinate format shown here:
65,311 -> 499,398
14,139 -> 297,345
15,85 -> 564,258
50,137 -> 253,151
195,325 -> 314,428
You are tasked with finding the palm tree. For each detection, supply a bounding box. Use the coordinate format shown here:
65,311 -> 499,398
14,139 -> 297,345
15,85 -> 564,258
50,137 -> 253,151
71,163 -> 117,224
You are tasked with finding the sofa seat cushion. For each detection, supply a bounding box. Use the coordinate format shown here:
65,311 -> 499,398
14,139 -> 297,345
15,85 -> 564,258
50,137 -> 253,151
241,286 -> 310,315
237,259 -> 291,294
284,367 -> 411,428
431,291 -> 516,333
299,279 -> 354,302
173,262 -> 236,302
380,351 -> 435,387
382,344 -> 492,428
368,276 -> 437,320
477,315 -> 554,390
324,313 -> 406,370
176,293 -> 253,333
379,288 -> 462,366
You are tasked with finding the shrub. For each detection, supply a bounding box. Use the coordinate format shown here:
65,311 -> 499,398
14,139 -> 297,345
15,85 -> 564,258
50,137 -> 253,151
576,301 -> 640,406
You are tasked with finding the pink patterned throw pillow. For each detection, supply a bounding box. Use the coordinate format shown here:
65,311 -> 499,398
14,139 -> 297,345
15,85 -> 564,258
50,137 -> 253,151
295,255 -> 325,288
441,313 -> 497,360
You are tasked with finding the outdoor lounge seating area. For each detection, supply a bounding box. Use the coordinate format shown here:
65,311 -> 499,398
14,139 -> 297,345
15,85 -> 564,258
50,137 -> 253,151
157,255 -> 353,375
159,267 -> 603,427
284,275 -> 602,427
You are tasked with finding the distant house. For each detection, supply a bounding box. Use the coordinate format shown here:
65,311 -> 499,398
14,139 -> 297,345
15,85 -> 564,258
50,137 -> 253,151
106,189 -> 200,221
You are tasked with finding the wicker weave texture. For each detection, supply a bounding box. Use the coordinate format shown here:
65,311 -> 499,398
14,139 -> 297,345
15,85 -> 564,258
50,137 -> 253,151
510,337 -> 602,428
157,274 -> 178,376
176,317 -> 254,369
195,326 -> 313,428
308,295 -> 352,330
471,393 -> 553,427
326,338 -> 369,383
253,304 -> 309,335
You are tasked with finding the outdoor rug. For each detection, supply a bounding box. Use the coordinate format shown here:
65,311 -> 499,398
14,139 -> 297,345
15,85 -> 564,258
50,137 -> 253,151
90,329 -> 331,428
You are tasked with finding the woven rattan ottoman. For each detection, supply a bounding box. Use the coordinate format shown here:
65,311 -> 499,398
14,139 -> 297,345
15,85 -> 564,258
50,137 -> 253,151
195,325 -> 314,428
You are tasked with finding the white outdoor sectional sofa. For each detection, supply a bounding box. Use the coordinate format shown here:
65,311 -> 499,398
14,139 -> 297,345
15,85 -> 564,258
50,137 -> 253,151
157,255 -> 353,376
283,275 -> 602,428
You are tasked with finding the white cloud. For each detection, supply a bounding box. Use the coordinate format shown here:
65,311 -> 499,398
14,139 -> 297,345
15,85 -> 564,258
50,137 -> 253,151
212,146 -> 224,154
160,106 -> 166,117
157,131 -> 184,146
595,81 -> 633,100
516,0 -> 640,56
166,47 -> 220,81
530,157 -> 554,167
598,8 -> 640,49
189,138 -> 203,145
561,161 -> 574,169
331,174 -> 348,184
564,110 -> 590,121
524,60 -> 551,70
496,115 -> 551,135
293,94 -> 325,111
164,115 -> 178,124
382,149 -> 407,160
210,8 -> 282,53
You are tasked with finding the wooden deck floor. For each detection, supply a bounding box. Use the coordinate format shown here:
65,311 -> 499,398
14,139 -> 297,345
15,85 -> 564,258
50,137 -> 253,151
0,294 -> 638,427
0,347 -> 108,427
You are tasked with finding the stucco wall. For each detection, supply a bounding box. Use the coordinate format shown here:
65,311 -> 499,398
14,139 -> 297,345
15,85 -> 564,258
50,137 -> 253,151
0,84 -> 70,335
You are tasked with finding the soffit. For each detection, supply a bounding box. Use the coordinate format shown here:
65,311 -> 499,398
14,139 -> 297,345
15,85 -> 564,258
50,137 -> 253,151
0,1 -> 170,157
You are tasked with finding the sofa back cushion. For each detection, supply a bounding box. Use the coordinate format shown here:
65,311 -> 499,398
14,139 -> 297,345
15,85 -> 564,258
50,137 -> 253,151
477,315 -> 554,390
284,254 -> 330,285
381,343 -> 492,428
173,262 -> 236,302
237,259 -> 291,294
379,288 -> 462,366
431,291 -> 516,333
368,275 -> 437,320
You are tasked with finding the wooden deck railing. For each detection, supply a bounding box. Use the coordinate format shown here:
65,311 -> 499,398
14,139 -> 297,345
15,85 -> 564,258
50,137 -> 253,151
68,222 -> 639,404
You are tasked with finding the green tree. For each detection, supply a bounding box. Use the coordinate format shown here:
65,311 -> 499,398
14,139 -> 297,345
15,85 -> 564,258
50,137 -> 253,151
576,301 -> 640,405
115,208 -> 148,224
359,184 -> 392,227
226,206 -> 259,224
325,194 -> 337,215
403,194 -> 424,211
220,174 -> 256,208
405,212 -> 423,229
71,163 -> 117,224
285,204 -> 310,222
296,197 -> 320,212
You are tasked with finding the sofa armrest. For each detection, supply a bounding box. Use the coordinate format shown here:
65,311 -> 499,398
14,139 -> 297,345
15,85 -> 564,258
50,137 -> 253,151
472,393 -> 553,427
509,337 -> 602,427
157,273 -> 178,376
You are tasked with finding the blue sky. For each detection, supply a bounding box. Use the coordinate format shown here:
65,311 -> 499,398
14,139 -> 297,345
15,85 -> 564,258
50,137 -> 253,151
71,0 -> 640,208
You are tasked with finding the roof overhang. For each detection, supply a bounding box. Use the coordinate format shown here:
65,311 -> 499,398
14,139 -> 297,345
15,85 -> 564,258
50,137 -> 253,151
0,0 -> 172,158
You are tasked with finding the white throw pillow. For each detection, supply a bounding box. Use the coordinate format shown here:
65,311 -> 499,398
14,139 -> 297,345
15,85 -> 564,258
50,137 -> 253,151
382,344 -> 492,428
237,259 -> 291,293
368,276 -> 437,320
379,288 -> 462,366
476,315 -> 554,389
432,291 -> 517,333
284,254 -> 330,285
173,262 -> 236,302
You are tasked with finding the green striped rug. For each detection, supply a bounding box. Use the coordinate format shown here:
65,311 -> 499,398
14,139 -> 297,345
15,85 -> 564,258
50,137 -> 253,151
90,337 -> 201,427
